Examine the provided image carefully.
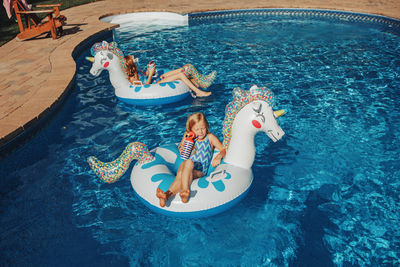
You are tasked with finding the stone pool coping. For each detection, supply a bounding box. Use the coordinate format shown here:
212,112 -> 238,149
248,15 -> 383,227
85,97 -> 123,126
0,0 -> 399,150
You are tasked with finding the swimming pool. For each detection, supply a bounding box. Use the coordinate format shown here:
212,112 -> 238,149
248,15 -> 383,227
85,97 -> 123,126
1,9 -> 399,266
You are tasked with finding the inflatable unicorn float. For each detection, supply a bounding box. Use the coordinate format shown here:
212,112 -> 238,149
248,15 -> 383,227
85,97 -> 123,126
86,41 -> 217,106
88,85 -> 286,217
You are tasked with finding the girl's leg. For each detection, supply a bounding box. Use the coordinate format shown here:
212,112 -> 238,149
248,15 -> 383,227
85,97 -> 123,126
179,160 -> 206,203
179,160 -> 194,203
156,160 -> 186,207
189,77 -> 199,87
169,163 -> 185,195
159,73 -> 211,97
156,188 -> 172,207
161,68 -> 183,78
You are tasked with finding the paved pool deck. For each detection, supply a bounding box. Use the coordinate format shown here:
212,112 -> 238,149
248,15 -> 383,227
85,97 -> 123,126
0,0 -> 399,149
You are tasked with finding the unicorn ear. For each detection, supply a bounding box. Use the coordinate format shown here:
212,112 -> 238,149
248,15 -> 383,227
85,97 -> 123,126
249,85 -> 259,91
232,87 -> 246,101
101,40 -> 109,47
249,85 -> 263,97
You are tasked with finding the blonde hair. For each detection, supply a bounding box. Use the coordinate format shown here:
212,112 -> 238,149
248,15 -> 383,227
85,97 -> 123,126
186,112 -> 209,134
124,55 -> 138,79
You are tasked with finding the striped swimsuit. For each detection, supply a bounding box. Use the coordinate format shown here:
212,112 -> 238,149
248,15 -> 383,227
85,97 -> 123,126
190,135 -> 213,174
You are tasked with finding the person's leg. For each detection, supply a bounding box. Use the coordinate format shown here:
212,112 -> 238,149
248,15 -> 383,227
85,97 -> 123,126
159,73 -> 211,97
161,68 -> 183,78
156,160 -> 186,207
162,68 -> 200,87
189,77 -> 199,87
179,160 -> 195,203
169,163 -> 185,195
156,188 -> 172,207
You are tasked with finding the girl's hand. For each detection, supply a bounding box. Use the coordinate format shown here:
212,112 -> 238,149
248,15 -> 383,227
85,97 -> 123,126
211,154 -> 222,167
208,134 -> 226,167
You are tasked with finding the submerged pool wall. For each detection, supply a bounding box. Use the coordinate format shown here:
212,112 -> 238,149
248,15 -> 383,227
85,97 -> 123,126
189,9 -> 400,35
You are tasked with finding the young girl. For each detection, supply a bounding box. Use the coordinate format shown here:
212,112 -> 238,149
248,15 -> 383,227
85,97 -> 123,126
124,55 -> 156,85
156,112 -> 226,207
124,56 -> 212,97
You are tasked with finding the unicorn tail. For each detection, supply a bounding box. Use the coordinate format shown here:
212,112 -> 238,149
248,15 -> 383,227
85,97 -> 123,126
87,142 -> 154,183
183,64 -> 217,89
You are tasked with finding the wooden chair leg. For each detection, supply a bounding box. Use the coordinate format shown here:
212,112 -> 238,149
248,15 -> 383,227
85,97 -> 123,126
48,15 -> 57,39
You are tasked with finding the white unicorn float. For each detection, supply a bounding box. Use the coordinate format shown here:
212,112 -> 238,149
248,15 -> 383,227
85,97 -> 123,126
87,85 -> 286,217
86,41 -> 216,106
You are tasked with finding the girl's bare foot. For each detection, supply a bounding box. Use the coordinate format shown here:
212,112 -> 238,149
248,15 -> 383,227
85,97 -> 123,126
195,91 -> 211,97
179,190 -> 190,203
156,188 -> 170,207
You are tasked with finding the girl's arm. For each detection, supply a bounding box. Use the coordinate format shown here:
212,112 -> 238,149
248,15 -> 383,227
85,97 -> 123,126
145,63 -> 157,84
145,75 -> 153,85
208,133 -> 226,167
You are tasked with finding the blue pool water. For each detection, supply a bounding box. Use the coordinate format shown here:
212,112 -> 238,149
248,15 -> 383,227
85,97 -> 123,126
1,10 -> 400,266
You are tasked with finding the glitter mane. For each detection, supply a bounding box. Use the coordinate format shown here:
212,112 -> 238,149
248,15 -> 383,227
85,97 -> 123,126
222,87 -> 275,149
90,41 -> 127,72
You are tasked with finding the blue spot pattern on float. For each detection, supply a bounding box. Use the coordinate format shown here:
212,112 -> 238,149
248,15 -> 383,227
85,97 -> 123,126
117,92 -> 190,106
197,167 -> 231,192
212,180 -> 225,191
159,81 -> 179,89
168,81 -> 179,89
141,144 -> 232,192
134,86 -> 141,92
141,144 -> 183,192
151,173 -> 176,192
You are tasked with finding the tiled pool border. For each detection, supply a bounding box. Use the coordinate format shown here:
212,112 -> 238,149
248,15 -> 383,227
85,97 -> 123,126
188,8 -> 400,34
0,30 -> 113,157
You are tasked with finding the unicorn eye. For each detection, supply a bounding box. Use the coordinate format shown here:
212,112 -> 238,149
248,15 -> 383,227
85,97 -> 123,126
252,102 -> 262,113
252,102 -> 265,122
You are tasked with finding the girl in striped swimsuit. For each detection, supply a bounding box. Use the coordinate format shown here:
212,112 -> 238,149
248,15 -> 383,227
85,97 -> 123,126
156,112 -> 226,207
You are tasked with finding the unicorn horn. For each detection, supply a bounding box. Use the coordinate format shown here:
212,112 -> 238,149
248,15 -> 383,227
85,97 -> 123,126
274,109 -> 286,118
85,56 -> 94,62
